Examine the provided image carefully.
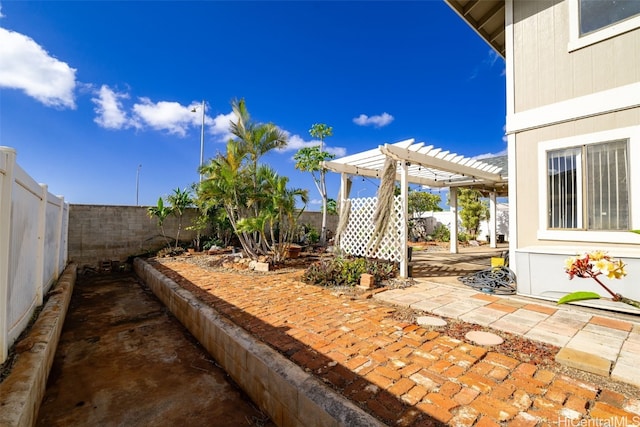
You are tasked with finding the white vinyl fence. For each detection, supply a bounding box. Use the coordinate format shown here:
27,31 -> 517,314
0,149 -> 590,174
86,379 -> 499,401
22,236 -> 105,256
0,147 -> 68,363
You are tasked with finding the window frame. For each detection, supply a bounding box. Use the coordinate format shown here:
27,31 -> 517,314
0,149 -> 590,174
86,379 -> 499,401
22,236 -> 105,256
537,126 -> 640,244
568,0 -> 640,52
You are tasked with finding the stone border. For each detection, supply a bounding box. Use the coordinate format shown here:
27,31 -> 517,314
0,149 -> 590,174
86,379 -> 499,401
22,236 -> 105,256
134,258 -> 383,427
0,263 -> 77,427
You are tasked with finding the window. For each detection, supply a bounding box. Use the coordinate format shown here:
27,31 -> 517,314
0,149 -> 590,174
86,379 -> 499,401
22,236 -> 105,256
579,0 -> 640,36
569,0 -> 640,51
547,140 -> 629,230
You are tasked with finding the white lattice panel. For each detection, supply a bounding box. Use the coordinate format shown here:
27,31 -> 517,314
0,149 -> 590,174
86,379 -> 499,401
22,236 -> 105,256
340,196 -> 405,262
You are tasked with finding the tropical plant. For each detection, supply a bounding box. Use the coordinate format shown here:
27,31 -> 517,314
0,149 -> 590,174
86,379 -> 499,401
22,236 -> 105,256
408,190 -> 442,216
236,166 -> 308,262
294,123 -> 335,245
560,251 -> 639,309
197,99 -> 306,261
147,197 -> 172,248
166,188 -> 193,249
302,256 -> 397,287
326,198 -> 338,216
456,188 -> 488,239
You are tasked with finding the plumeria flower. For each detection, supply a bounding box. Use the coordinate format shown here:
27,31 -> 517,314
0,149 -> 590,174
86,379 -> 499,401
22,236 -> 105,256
589,250 -> 608,261
592,258 -> 614,276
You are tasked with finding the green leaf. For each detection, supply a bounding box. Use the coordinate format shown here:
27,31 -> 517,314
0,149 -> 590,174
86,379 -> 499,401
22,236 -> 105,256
631,230 -> 640,234
557,291 -> 601,305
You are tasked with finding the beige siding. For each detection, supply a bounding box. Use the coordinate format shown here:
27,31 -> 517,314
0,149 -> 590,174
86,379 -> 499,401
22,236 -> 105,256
513,0 -> 640,112
515,108 -> 640,249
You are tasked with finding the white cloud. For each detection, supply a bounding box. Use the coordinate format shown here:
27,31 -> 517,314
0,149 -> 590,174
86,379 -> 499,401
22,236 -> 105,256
209,111 -> 236,142
0,27 -> 76,108
279,132 -> 347,157
353,112 -> 394,128
473,149 -> 507,160
131,98 -> 203,136
92,85 -> 138,130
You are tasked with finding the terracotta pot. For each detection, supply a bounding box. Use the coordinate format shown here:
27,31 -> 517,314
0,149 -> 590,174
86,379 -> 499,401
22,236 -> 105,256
286,245 -> 301,259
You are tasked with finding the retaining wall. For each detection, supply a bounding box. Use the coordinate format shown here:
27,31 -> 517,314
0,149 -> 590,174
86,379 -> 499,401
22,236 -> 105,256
134,258 -> 381,427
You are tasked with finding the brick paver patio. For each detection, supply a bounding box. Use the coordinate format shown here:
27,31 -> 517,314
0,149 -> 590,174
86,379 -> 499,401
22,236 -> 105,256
151,260 -> 640,427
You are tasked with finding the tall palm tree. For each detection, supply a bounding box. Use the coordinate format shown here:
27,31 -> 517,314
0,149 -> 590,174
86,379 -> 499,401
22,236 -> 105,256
196,99 -> 307,261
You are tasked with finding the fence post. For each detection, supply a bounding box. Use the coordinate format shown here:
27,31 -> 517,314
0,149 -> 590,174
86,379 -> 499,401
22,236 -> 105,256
36,184 -> 48,305
53,196 -> 65,279
0,147 -> 17,363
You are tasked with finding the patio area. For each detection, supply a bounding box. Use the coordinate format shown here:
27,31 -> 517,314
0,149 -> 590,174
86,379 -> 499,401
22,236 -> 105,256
137,251 -> 640,425
380,244 -> 640,387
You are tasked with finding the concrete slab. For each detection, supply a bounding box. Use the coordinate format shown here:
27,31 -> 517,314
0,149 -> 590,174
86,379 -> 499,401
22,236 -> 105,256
459,306 -> 507,326
465,331 -> 503,346
555,348 -> 611,377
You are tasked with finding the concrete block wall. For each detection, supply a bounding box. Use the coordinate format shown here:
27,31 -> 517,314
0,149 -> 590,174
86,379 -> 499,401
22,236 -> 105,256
68,205 -> 201,269
68,205 -> 335,269
296,212 -> 339,241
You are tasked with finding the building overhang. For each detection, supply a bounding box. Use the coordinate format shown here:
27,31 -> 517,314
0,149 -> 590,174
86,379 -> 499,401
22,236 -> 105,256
444,0 -> 506,58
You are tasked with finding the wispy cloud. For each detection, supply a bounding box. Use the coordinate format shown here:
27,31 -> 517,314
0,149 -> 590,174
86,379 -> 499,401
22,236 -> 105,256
468,49 -> 505,80
0,27 -> 77,108
473,149 -> 507,160
92,85 -> 138,130
353,112 -> 394,128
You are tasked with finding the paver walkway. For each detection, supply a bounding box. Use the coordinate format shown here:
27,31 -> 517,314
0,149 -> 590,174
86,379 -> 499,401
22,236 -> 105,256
152,260 -> 640,427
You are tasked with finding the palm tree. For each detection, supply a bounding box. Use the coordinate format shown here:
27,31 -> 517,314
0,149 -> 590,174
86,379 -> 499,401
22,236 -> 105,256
166,188 -> 193,249
196,99 -> 307,261
237,166 -> 308,262
147,197 -> 172,248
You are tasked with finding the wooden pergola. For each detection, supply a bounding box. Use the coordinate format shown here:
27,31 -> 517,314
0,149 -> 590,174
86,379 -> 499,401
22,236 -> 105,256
323,138 -> 508,278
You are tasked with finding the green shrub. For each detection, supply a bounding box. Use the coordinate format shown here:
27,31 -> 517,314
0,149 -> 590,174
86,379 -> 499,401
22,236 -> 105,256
302,256 -> 398,287
432,224 -> 450,242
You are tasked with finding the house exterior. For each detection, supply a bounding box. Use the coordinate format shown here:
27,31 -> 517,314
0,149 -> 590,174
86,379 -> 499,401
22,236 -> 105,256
446,0 -> 640,312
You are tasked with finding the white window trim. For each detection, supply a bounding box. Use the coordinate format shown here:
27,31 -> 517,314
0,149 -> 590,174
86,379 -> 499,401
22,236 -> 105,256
568,0 -> 640,52
537,126 -> 640,244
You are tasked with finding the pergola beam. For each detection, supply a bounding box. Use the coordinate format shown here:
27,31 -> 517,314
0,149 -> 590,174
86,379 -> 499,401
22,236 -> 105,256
381,143 -> 503,183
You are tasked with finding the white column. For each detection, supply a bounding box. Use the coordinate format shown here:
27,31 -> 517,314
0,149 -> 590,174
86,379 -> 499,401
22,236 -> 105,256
449,187 -> 459,253
489,191 -> 497,249
400,161 -> 409,278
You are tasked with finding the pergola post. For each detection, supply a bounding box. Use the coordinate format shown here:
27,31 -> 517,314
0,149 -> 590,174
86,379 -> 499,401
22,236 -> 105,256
400,161 -> 409,278
340,173 -> 349,204
489,191 -> 497,248
449,187 -> 459,253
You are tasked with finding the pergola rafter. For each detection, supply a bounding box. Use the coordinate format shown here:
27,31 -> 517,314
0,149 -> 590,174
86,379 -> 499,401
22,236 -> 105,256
324,139 -> 506,192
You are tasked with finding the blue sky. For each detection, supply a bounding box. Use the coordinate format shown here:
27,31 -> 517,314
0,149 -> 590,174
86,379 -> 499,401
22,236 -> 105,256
0,1 -> 506,208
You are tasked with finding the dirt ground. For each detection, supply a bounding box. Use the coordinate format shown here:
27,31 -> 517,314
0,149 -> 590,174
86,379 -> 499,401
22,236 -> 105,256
36,271 -> 274,427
